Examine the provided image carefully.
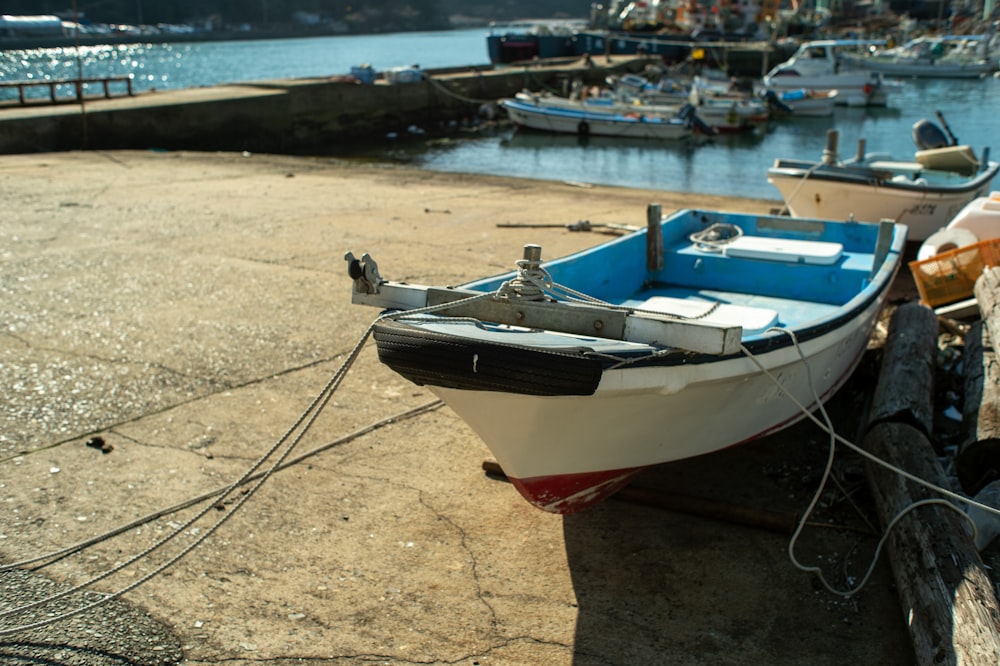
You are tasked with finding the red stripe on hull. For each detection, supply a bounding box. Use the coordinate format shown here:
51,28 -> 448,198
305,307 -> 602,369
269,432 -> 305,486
508,467 -> 648,514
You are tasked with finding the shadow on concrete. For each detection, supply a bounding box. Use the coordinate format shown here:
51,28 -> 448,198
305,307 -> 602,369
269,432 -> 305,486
560,356 -> 918,665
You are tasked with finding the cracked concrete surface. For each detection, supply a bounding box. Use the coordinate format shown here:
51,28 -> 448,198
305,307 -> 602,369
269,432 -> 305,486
0,150 -> 914,665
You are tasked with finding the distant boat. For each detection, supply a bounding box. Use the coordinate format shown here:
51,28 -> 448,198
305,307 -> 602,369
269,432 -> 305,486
839,35 -> 997,79
346,207 -> 905,513
500,96 -> 703,140
762,39 -> 900,107
768,116 -> 999,241
512,88 -> 754,134
760,88 -> 839,117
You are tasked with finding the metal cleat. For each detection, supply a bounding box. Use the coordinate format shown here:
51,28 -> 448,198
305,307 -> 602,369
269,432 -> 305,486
344,251 -> 384,294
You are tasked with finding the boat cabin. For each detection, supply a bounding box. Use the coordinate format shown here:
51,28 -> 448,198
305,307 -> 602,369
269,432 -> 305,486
767,39 -> 886,78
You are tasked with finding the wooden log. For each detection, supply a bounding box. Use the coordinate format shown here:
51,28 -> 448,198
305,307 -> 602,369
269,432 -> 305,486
865,422 -> 1000,663
975,268 -> 1000,341
863,301 -> 1000,664
868,302 -> 938,435
956,273 -> 1000,496
968,270 -> 1000,447
961,322 -> 1000,449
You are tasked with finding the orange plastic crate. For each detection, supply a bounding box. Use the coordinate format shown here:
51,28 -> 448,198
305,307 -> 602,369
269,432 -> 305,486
908,238 -> 1000,307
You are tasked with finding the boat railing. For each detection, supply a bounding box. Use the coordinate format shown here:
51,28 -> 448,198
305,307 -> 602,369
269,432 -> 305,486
0,76 -> 135,106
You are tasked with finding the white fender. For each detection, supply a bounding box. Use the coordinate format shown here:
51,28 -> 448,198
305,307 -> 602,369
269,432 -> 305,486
916,227 -> 979,262
945,191 -> 1000,241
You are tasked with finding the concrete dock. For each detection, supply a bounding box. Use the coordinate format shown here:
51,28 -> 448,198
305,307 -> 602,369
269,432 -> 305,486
0,57 -> 651,155
0,150 -> 919,665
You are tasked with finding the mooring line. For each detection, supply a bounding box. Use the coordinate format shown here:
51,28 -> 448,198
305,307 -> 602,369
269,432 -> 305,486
0,324 -> 377,635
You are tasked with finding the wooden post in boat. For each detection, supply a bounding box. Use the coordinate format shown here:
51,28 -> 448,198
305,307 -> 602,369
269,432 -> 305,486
863,302 -> 1000,664
646,203 -> 663,272
822,129 -> 839,165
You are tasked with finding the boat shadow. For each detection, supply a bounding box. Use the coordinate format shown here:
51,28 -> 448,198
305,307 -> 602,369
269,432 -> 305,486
559,353 -> 918,664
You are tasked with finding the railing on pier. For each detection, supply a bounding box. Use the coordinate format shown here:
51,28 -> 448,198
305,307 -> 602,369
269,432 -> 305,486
0,76 -> 135,106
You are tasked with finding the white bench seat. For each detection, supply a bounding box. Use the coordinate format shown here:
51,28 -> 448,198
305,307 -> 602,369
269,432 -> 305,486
639,296 -> 779,337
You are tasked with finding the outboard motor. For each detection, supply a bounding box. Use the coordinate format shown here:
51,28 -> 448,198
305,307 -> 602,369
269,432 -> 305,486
912,118 -> 950,150
761,89 -> 793,114
678,103 -> 717,136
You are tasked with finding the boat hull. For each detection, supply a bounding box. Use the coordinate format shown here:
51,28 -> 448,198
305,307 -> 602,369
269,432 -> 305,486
355,209 -> 906,513
762,73 -> 890,107
430,292 -> 880,513
768,162 -> 1000,240
501,98 -> 692,140
854,60 -> 992,78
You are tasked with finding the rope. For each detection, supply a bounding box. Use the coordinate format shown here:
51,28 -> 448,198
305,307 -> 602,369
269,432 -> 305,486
776,161 -> 826,217
0,290 -> 492,637
5,271 -> 999,627
423,73 -> 498,105
688,222 -> 743,252
0,401 -> 443,573
739,328 -> 984,597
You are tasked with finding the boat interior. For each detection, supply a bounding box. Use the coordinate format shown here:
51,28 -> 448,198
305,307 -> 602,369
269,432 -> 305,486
460,210 -> 896,341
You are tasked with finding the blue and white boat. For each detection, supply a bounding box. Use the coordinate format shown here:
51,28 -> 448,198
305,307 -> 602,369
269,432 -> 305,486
500,95 -> 705,140
346,206 -> 905,513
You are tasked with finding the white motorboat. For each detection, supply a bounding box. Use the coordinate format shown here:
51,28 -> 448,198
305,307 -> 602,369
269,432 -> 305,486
762,39 -> 900,107
767,116 -> 999,241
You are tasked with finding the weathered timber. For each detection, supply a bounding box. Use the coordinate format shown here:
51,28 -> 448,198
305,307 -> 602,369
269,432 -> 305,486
864,301 -> 1000,665
961,321 -> 1000,449
868,302 -> 938,435
956,271 -> 1000,494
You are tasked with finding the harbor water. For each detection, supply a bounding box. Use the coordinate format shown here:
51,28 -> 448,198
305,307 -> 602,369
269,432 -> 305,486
2,28 -> 998,201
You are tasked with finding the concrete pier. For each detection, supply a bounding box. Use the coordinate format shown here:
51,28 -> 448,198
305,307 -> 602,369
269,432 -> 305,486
0,56 -> 653,155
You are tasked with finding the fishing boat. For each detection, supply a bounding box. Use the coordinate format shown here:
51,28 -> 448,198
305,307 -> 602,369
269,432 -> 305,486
500,95 -> 704,139
513,89 -> 749,134
345,206 -> 905,513
839,35 -> 997,79
768,115 -> 999,241
762,39 -> 899,107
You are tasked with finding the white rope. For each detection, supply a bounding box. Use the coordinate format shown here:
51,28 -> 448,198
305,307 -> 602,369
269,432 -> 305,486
776,162 -> 825,217
740,327 -> 986,598
688,222 -> 743,252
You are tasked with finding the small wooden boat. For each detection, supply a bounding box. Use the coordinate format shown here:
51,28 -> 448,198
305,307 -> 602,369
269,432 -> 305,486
768,117 -> 999,241
346,206 -> 905,513
500,96 -> 701,140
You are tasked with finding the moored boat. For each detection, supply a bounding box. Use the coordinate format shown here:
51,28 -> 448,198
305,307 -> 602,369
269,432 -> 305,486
346,206 -> 905,513
500,95 -> 703,139
762,39 -> 900,107
839,35 -> 997,79
768,116 -> 999,241
760,88 -> 839,117
513,89 -> 749,133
